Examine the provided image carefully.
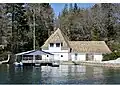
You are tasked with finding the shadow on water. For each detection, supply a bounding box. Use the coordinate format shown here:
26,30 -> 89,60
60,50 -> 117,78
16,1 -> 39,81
0,64 -> 120,84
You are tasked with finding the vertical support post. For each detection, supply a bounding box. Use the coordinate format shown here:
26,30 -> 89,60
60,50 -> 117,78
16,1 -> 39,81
33,55 -> 35,63
21,55 -> 23,62
15,55 -> 17,62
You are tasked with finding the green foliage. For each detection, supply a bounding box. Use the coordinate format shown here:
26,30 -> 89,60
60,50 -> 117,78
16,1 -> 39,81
57,3 -> 120,42
58,4 -> 91,41
0,51 -> 8,61
0,47 -> 9,61
0,3 -> 54,56
103,52 -> 120,61
73,3 -> 78,11
28,3 -> 54,49
1,3 -> 120,59
91,28 -> 100,40
3,3 -> 31,53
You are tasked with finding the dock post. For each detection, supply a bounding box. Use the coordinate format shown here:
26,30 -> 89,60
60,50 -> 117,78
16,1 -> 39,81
33,55 -> 35,63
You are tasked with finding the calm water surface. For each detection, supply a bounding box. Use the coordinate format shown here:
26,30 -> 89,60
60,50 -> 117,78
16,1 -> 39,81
0,64 -> 120,84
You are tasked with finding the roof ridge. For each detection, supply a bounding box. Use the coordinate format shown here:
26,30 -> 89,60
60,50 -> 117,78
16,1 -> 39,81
58,28 -> 70,47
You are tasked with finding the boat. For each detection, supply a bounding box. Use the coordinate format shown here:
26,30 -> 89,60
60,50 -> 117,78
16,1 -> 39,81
35,63 -> 41,67
52,61 -> 59,67
14,62 -> 23,66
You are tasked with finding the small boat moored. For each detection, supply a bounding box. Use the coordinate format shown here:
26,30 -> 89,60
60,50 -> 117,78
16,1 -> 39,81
52,61 -> 59,67
14,62 -> 23,67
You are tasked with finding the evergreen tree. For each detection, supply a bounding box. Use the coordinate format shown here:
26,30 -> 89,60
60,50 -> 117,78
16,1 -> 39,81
61,4 -> 68,17
69,3 -> 73,13
28,3 -> 54,49
5,3 -> 31,53
73,3 -> 78,12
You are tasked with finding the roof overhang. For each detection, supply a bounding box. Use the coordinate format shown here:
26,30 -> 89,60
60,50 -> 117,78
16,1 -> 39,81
15,50 -> 54,56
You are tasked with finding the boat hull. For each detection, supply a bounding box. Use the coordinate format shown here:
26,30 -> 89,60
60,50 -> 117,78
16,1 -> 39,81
14,62 -> 23,66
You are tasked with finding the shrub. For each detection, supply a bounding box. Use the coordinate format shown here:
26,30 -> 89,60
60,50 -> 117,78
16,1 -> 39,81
0,51 -> 8,61
102,52 -> 120,61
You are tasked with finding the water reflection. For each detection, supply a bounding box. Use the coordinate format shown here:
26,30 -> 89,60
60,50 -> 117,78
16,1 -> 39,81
0,64 -> 120,84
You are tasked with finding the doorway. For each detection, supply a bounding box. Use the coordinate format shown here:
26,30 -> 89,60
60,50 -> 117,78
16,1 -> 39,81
86,53 -> 94,61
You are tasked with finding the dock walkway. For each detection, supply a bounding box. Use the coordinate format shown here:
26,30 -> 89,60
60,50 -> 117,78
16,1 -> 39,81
73,61 -> 120,68
60,61 -> 120,68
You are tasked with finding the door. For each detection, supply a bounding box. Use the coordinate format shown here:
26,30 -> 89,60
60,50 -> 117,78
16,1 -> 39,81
86,53 -> 94,61
72,53 -> 77,61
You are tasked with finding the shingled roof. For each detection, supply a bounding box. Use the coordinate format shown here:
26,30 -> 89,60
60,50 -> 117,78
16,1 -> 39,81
41,28 -> 111,54
41,28 -> 70,50
69,41 -> 111,53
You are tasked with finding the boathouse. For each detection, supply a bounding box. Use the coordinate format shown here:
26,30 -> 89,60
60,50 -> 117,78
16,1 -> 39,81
41,28 -> 111,62
15,50 -> 54,65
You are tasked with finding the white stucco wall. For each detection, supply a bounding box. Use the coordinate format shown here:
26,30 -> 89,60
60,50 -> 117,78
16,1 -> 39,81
48,43 -> 62,52
42,55 -> 53,61
53,53 -> 69,61
71,53 -> 86,61
94,54 -> 103,62
42,46 -> 104,62
43,50 -> 69,61
43,43 -> 104,62
42,43 -> 70,61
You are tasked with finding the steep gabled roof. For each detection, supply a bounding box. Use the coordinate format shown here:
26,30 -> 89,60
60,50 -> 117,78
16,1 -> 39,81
69,41 -> 111,53
41,28 -> 111,54
41,28 -> 70,50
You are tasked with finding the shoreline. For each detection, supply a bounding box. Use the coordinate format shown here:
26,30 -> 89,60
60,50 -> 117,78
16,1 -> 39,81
1,60 -> 120,68
60,61 -> 120,68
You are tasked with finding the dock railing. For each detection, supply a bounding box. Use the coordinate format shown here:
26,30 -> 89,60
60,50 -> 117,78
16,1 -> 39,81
22,59 -> 60,64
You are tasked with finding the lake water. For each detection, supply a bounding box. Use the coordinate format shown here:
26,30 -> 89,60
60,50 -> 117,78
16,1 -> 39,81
0,64 -> 120,84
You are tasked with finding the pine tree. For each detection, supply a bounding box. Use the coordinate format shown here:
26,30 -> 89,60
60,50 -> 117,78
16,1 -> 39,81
73,3 -> 78,12
28,3 -> 54,49
69,3 -> 73,13
5,3 -> 31,53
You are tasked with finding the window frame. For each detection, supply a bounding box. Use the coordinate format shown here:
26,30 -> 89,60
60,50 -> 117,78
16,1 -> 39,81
50,43 -> 54,47
35,55 -> 42,60
56,43 -> 60,47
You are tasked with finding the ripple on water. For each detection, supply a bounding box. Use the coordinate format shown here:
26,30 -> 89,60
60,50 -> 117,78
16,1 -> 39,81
0,64 -> 120,84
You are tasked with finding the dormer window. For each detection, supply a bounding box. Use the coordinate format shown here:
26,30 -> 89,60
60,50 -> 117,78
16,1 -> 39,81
56,43 -> 60,47
50,43 -> 54,47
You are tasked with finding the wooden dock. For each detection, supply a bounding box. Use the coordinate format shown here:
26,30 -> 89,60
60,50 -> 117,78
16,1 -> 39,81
74,61 -> 120,68
22,60 -> 60,67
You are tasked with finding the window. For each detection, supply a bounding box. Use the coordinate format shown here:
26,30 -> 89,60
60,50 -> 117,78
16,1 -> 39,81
86,53 -> 94,61
61,43 -> 63,46
61,55 -> 63,57
47,55 -> 49,57
23,55 -> 33,60
56,43 -> 60,47
35,55 -> 42,60
28,57 -> 33,60
23,57 -> 28,60
75,53 -> 77,60
50,43 -> 54,47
